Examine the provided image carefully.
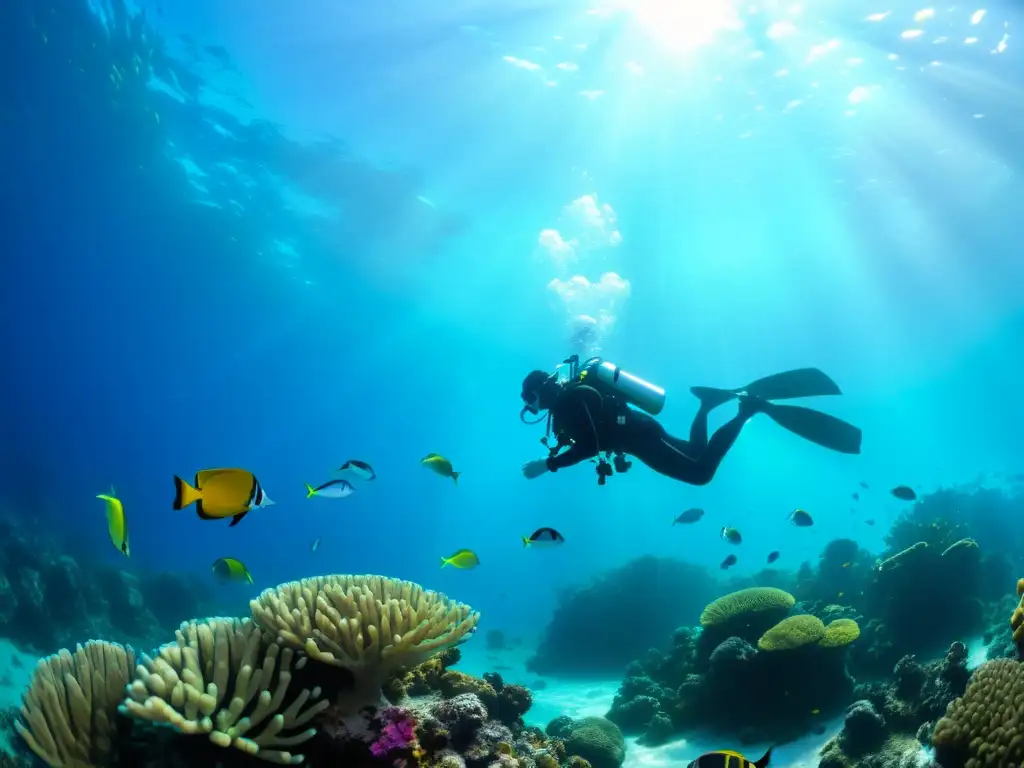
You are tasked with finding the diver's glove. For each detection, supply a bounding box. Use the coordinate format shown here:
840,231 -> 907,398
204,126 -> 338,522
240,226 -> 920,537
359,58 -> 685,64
521,459 -> 550,480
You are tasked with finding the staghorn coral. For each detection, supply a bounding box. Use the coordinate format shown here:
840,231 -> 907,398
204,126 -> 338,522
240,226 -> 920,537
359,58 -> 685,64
876,543 -> 929,573
120,617 -> 328,765
931,657 -> 1024,768
757,615 -> 825,651
16,640 -> 135,768
819,619 -> 861,648
250,574 -> 478,713
699,587 -> 795,627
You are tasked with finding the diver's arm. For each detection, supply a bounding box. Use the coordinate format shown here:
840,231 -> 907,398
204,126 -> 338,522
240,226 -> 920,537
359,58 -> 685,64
546,443 -> 594,471
545,385 -> 602,471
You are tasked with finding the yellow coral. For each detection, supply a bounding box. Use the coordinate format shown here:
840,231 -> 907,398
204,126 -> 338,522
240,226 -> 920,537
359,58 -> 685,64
250,574 -> 478,713
933,658 -> 1024,768
818,619 -> 860,648
699,587 -> 795,627
1011,578 -> 1024,660
120,617 -> 327,765
16,640 -> 135,768
757,615 -> 826,651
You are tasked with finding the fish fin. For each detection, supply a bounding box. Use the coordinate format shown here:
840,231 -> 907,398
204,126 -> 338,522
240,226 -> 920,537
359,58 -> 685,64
451,471 -> 460,484
96,494 -> 113,503
522,536 -> 530,547
246,572 -> 253,584
754,747 -> 773,768
305,484 -> 317,499
229,510 -> 248,527
440,557 -> 448,568
173,475 -> 202,510
194,498 -> 214,520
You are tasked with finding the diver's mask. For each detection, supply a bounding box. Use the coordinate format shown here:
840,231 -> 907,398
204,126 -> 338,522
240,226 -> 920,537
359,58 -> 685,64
520,369 -> 557,424
520,390 -> 546,424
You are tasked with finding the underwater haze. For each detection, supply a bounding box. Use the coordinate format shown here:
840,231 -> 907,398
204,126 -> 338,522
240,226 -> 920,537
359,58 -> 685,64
3,0 -> 1024,764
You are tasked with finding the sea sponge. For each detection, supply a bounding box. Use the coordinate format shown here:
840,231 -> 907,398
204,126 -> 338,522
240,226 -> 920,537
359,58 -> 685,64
819,619 -> 861,648
120,617 -> 328,765
932,657 -> 1024,768
250,574 -> 479,713
439,670 -> 498,713
16,640 -> 135,768
699,587 -> 795,627
757,615 -> 826,651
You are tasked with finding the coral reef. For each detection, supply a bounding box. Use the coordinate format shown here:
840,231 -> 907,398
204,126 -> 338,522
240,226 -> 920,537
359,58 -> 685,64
250,575 -> 479,714
850,537 -> 985,678
818,640 -> 968,768
0,518 -> 218,654
931,657 -> 1024,768
527,556 -> 718,676
6,572 -> 610,768
546,717 -> 624,768
608,589 -> 858,745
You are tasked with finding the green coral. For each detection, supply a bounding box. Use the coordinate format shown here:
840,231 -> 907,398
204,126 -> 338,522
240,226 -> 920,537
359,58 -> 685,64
819,619 -> 860,648
563,717 -> 625,768
758,614 -> 826,651
699,587 -> 796,627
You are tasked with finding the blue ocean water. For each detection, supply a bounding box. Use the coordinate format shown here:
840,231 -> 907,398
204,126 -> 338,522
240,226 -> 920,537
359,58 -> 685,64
3,0 -> 1024,737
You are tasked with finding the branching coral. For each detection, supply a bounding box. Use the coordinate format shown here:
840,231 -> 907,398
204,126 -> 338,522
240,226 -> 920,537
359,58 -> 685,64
876,542 -> 929,573
120,617 -> 328,765
16,640 -> 135,768
250,574 -> 479,712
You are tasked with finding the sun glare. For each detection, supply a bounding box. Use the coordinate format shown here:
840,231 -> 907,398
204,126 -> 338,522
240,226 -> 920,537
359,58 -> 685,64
611,0 -> 744,53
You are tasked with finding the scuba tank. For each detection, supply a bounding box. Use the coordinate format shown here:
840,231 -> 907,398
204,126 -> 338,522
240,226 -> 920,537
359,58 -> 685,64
580,357 -> 666,415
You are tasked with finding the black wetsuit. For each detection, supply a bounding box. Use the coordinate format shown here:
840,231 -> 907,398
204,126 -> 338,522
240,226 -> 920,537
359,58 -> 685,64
544,383 -> 751,486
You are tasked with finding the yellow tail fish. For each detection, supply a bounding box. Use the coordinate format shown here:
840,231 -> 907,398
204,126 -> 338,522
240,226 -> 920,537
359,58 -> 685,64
97,489 -> 129,557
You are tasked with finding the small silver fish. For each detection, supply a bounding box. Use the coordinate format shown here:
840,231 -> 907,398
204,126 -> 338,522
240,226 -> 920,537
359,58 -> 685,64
305,479 -> 355,499
311,537 -> 321,553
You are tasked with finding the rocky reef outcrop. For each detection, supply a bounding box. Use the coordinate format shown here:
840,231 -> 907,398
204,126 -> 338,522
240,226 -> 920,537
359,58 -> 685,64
527,556 -> 718,677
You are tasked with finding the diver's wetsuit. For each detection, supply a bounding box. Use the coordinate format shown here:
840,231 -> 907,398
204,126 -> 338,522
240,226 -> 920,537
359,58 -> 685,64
544,383 -> 752,485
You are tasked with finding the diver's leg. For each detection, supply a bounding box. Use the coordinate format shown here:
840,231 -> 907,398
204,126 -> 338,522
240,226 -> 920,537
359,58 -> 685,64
630,400 -> 758,485
687,401 -> 712,448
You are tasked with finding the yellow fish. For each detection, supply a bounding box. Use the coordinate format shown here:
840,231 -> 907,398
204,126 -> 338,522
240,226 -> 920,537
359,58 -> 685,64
441,549 -> 480,569
96,489 -> 129,557
173,468 -> 274,527
212,557 -> 253,584
687,748 -> 772,768
422,453 -> 460,483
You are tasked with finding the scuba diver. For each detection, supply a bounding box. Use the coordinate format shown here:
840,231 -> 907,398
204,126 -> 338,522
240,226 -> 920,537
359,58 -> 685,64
520,356 -> 862,486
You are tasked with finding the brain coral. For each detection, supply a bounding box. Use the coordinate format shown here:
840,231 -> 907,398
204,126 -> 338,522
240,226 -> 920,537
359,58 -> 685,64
932,658 -> 1024,768
699,587 -> 795,628
819,618 -> 860,648
757,615 -> 826,651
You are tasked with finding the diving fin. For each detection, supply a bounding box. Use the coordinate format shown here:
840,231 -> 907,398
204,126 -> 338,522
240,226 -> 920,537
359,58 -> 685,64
692,368 -> 843,408
761,401 -> 862,455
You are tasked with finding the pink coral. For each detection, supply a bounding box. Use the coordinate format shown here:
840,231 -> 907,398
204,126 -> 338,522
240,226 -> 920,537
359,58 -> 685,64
371,707 -> 419,758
